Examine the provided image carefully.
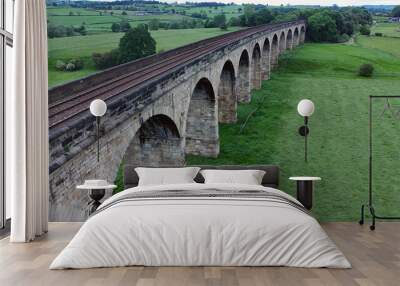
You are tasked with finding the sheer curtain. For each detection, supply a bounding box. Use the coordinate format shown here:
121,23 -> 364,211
9,0 -> 49,242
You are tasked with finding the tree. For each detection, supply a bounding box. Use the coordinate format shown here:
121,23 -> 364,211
118,24 -> 156,64
360,25 -> 371,36
148,19 -> 160,31
65,26 -> 74,37
213,14 -> 226,29
111,22 -> 120,32
392,5 -> 400,17
254,8 -> 274,25
122,11 -> 127,16
307,11 -> 338,42
74,25 -> 87,36
238,6 -> 274,26
242,4 -> 256,26
228,17 -> 240,27
119,21 -> 131,32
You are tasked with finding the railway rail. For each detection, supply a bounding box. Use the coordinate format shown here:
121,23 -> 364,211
48,21 -> 304,129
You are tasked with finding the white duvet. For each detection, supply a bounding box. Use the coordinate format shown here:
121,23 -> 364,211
50,183 -> 351,269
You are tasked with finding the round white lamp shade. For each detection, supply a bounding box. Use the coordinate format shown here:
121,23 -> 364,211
297,99 -> 315,117
90,99 -> 107,117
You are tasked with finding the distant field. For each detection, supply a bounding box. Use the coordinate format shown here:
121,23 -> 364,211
187,35 -> 400,221
47,6 -> 196,34
47,7 -> 100,16
371,22 -> 400,38
171,5 -> 243,20
357,35 -> 400,58
48,27 -> 239,87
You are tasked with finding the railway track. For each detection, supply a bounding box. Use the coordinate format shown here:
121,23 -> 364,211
49,21 -> 302,129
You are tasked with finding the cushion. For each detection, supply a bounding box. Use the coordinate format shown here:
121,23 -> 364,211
200,169 -> 266,185
135,167 -> 201,186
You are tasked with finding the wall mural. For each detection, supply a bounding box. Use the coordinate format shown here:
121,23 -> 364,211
46,2 -> 400,223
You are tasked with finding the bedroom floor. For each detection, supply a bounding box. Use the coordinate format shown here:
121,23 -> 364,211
0,222 -> 398,286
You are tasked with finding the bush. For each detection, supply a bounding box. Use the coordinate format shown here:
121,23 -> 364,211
111,22 -> 120,32
360,25 -> 371,36
337,33 -> 350,43
55,59 -> 83,72
48,23 -> 86,38
358,64 -> 374,77
74,25 -> 87,36
55,60 -> 66,71
69,59 -> 84,70
375,32 -> 383,37
65,62 -> 76,71
92,49 -> 120,69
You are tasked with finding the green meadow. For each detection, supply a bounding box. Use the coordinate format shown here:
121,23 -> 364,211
48,28 -> 238,87
371,21 -> 400,38
170,5 -> 243,20
187,35 -> 400,222
47,7 -> 193,34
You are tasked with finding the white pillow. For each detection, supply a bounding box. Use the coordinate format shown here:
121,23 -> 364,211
200,169 -> 266,185
135,167 -> 200,186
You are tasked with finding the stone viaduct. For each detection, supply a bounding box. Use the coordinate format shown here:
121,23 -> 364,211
48,21 -> 306,221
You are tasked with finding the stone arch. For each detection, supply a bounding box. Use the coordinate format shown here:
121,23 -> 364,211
271,34 -> 279,70
286,29 -> 293,50
237,49 -> 250,103
185,78 -> 219,157
279,31 -> 286,54
123,114 -> 184,167
300,26 -> 306,43
251,43 -> 262,90
218,60 -> 236,123
262,38 -> 270,80
293,28 -> 299,47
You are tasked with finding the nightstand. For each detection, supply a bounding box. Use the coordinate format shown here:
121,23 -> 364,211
77,180 -> 116,215
289,177 -> 321,210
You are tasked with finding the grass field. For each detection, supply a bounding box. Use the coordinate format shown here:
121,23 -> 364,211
170,5 -> 243,20
47,6 -> 196,35
371,22 -> 400,38
48,27 -> 238,87
187,35 -> 400,222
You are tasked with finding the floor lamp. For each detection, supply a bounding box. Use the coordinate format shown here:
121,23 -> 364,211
90,99 -> 107,162
297,99 -> 315,162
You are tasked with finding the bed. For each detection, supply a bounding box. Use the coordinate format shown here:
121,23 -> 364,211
50,165 -> 350,269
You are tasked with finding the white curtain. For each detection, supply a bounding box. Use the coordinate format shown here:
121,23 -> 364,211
9,0 -> 49,242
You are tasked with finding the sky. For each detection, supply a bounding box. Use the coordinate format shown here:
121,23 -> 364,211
168,0 -> 398,5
